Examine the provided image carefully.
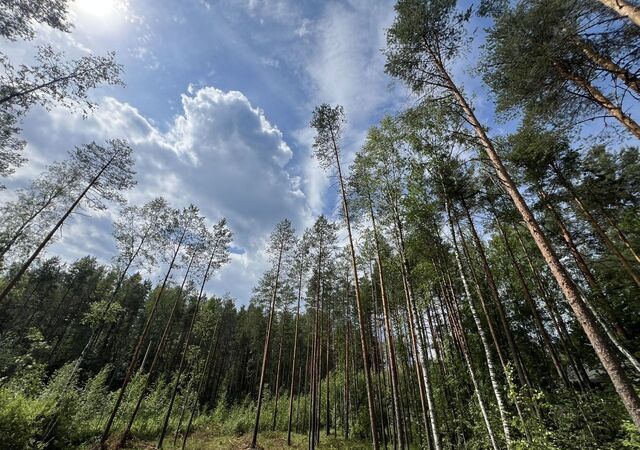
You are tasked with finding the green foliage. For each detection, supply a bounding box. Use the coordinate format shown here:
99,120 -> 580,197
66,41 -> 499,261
621,421 -> 640,448
0,386 -> 48,450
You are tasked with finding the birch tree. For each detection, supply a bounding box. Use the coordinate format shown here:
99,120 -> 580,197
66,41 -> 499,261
385,0 -> 640,428
0,139 -> 135,303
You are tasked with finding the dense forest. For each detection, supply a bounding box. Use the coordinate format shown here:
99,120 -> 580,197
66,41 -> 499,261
0,0 -> 639,449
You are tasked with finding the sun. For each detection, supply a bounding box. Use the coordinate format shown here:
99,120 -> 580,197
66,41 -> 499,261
74,0 -> 119,20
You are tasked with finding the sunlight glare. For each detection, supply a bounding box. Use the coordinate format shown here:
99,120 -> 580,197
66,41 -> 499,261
75,0 -> 118,20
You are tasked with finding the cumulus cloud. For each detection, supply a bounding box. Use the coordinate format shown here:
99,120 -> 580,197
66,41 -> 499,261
8,86 -> 312,303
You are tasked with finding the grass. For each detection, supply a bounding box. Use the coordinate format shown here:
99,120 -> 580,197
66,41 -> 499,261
122,431 -> 371,449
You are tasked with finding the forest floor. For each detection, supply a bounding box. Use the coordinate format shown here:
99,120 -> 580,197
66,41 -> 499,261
121,431 -> 371,449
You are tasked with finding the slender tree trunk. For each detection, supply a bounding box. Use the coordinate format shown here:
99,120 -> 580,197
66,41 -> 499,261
390,200 -> 440,450
180,319 -> 221,449
344,304 -> 350,441
538,187 -> 627,333
426,302 -> 459,447
251,241 -> 284,447
325,314 -> 331,436
79,229 -> 151,358
440,256 -> 500,450
493,209 -> 571,387
597,0 -> 640,27
455,226 -> 509,373
118,252 -> 196,443
601,210 -> 640,264
43,282 -> 73,339
0,150 -> 119,304
550,169 -> 640,288
437,60 -> 640,427
309,247 -> 322,450
330,129 -> 379,449
156,239 -> 223,449
0,65 -> 109,105
462,199 -> 530,389
316,279 -> 323,446
575,38 -> 640,94
273,313 -> 285,431
369,273 -> 388,449
287,266 -> 304,445
537,191 -> 640,373
447,203 -> 512,449
296,344 -> 306,434
395,313 -> 414,447
0,198 -> 57,259
554,62 -> 640,138
100,226 -> 187,447
368,195 -> 404,448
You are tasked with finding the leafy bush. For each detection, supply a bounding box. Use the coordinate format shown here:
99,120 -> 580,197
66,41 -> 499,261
0,386 -> 49,450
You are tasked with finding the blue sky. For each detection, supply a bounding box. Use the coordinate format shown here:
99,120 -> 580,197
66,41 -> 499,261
0,0 -> 415,303
10,0 -> 628,304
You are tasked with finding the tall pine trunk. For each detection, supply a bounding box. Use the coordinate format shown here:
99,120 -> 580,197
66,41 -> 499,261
273,314 -> 285,431
436,61 -> 640,428
287,265 -> 304,445
597,0 -> 640,27
100,227 -> 187,447
575,38 -> 640,94
368,194 -> 404,448
550,167 -> 640,288
492,210 -> 571,387
391,205 -> 440,450
252,241 -> 283,447
330,129 -> 380,448
537,189 -> 640,373
157,238 -> 224,449
554,62 -> 640,138
118,252 -> 196,444
461,200 -> 530,389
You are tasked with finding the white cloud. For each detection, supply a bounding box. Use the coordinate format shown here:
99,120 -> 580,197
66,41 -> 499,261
240,0 -> 301,23
305,0 -> 398,124
295,18 -> 313,37
8,86 -> 312,303
296,0 -> 401,223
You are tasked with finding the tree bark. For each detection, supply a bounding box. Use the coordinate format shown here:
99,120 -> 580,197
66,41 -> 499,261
251,242 -> 284,448
118,252 -> 196,444
461,199 -> 530,390
273,313 -> 285,431
554,62 -> 640,139
330,128 -> 380,449
0,149 -> 119,304
575,38 -> 640,94
180,316 -> 221,448
601,210 -> 640,264
511,223 -> 593,390
287,264 -> 304,445
436,58 -> 640,428
368,194 -> 404,448
309,244 -> 322,450
550,168 -> 640,288
100,226 -> 187,447
597,0 -> 640,27
447,203 -> 512,449
391,204 -> 440,450
156,237 -> 224,449
492,209 -> 571,388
